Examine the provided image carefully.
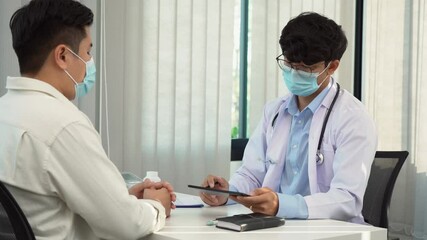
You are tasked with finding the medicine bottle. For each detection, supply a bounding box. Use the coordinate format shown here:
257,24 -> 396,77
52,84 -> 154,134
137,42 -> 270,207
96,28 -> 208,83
143,171 -> 161,182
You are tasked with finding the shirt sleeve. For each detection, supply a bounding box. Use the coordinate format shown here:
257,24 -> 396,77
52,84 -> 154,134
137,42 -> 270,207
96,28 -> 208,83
228,104 -> 270,193
276,193 -> 308,219
44,121 -> 166,239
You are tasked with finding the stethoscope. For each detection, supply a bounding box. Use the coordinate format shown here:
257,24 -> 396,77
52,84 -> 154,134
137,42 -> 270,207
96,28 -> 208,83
271,83 -> 341,165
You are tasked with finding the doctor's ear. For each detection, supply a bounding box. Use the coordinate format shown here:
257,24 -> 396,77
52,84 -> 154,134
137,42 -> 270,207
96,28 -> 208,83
326,60 -> 340,75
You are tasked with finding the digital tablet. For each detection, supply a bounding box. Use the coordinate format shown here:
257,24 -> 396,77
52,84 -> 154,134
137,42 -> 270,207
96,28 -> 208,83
188,184 -> 250,197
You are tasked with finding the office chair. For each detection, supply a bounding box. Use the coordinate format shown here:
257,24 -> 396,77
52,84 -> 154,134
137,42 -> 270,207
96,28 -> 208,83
231,138 -> 249,161
362,151 -> 409,230
0,181 -> 35,240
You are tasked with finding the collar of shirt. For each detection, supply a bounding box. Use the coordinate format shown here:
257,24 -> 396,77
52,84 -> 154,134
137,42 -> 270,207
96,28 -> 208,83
285,79 -> 334,116
6,76 -> 77,110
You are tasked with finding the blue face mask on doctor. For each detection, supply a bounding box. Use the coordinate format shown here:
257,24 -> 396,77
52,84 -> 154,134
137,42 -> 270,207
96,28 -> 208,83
282,62 -> 330,97
64,47 -> 96,99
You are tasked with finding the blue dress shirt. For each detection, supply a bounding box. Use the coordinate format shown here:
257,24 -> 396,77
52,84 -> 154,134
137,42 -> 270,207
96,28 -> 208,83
276,82 -> 332,218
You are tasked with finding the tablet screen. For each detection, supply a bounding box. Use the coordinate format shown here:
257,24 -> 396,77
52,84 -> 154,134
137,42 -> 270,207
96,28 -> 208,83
188,184 -> 250,197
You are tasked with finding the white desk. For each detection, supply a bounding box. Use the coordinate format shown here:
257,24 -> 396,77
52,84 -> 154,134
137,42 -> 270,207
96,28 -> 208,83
145,203 -> 387,240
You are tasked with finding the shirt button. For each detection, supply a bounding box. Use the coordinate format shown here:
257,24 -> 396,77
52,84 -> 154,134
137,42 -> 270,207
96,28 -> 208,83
292,144 -> 297,149
298,120 -> 302,124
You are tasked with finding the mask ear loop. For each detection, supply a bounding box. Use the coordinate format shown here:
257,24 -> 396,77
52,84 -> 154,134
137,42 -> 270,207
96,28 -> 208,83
317,62 -> 332,88
65,47 -> 87,63
64,70 -> 78,85
63,46 -> 88,83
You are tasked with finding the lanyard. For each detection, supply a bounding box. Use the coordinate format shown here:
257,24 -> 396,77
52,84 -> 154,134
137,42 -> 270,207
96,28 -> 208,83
271,83 -> 341,165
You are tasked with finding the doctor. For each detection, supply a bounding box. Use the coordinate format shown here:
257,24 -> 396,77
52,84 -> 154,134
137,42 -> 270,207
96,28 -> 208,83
200,12 -> 377,223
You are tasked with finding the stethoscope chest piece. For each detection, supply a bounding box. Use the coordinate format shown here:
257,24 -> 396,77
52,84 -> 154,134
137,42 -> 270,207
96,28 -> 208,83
316,150 -> 324,165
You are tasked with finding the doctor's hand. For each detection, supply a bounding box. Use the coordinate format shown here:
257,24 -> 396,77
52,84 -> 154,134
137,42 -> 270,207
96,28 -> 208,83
230,187 -> 279,216
199,175 -> 229,206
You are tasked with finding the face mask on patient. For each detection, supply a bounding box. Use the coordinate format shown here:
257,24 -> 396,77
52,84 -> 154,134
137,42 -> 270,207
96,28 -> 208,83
63,47 -> 96,99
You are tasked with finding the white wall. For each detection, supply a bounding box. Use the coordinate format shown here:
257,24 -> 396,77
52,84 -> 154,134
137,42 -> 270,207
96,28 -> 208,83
0,1 -> 22,96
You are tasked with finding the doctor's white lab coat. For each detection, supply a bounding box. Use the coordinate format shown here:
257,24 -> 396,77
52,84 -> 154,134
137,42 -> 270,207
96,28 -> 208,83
230,82 -> 377,223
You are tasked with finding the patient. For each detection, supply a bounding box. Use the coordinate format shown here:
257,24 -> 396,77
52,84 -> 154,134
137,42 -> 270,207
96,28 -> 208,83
0,0 -> 175,239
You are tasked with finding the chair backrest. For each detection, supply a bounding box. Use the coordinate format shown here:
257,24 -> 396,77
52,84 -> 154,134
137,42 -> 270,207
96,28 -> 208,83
0,181 -> 35,240
231,138 -> 249,161
362,151 -> 409,228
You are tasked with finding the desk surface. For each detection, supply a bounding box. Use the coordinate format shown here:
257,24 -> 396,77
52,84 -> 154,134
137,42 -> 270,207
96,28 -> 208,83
146,201 -> 387,240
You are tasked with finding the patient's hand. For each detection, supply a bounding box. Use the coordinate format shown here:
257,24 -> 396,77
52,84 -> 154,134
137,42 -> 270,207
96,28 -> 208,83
129,180 -> 176,212
128,179 -> 155,199
143,188 -> 172,217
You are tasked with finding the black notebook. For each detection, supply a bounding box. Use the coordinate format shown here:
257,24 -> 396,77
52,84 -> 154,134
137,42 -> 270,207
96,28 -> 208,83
215,213 -> 285,232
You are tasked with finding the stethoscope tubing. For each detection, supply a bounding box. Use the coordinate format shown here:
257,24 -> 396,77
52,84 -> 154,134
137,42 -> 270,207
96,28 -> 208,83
316,83 -> 340,164
271,82 -> 341,165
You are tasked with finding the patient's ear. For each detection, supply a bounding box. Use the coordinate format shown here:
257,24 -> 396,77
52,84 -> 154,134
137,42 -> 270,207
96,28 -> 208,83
54,44 -> 69,70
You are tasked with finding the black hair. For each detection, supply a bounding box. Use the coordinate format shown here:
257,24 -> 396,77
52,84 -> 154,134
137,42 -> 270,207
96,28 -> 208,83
279,12 -> 347,65
9,0 -> 94,74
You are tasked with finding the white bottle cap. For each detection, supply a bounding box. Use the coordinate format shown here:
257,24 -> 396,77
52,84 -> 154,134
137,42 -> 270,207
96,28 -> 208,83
144,171 -> 161,182
146,171 -> 159,178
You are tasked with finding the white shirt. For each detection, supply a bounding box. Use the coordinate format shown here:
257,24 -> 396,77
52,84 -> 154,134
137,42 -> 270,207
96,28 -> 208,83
0,77 -> 165,239
230,81 -> 377,223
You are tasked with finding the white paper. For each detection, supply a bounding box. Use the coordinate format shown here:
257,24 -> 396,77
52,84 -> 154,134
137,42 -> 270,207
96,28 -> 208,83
174,192 -> 205,207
